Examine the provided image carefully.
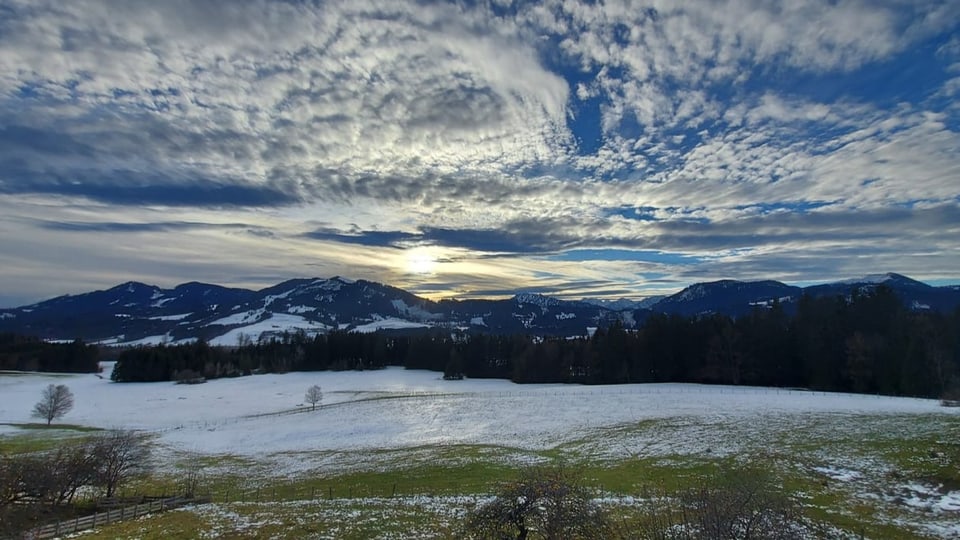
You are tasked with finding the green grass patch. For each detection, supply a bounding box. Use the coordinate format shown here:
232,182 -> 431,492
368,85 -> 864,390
0,430 -> 92,454
230,458 -> 516,502
73,508 -> 212,540
79,500 -> 464,540
2,422 -> 102,432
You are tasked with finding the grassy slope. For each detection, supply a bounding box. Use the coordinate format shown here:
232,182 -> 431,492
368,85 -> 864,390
4,406 -> 958,539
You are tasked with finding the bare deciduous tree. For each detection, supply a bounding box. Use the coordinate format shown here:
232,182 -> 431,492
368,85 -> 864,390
92,430 -> 152,497
32,384 -> 74,425
464,465 -> 615,540
305,384 -> 323,411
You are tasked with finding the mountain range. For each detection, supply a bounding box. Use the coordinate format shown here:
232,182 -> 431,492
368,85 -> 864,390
1,273 -> 957,346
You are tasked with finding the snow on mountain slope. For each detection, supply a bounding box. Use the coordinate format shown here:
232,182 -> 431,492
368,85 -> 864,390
209,309 -> 266,326
352,318 -> 430,333
208,314 -> 330,346
580,297 -> 658,311
837,273 -> 896,285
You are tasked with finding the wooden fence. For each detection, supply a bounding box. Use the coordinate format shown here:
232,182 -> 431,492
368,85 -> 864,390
25,496 -> 194,540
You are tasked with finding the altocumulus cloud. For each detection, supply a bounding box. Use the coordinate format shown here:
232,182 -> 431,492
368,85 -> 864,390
0,0 -> 958,304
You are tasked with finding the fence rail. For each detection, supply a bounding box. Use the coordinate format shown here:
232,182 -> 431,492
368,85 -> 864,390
25,496 -> 194,540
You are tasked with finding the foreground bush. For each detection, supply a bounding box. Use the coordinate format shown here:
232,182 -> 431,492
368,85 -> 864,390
463,465 -> 616,540
636,468 -> 810,540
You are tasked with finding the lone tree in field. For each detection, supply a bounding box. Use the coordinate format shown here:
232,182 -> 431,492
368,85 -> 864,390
32,384 -> 74,425
305,384 -> 323,411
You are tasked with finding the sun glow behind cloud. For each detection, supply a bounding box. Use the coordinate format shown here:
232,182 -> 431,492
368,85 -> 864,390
405,248 -> 438,276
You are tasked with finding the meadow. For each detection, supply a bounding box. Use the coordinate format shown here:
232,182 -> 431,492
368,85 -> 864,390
2,365 -> 958,538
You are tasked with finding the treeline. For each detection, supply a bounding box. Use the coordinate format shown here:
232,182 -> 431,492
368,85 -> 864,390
0,333 -> 99,373
110,287 -> 960,399
109,331 -> 403,382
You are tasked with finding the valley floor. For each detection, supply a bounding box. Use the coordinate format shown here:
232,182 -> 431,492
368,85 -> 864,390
2,366 -> 959,538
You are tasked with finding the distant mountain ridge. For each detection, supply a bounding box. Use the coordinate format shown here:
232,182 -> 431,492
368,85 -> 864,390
1,272 -> 957,345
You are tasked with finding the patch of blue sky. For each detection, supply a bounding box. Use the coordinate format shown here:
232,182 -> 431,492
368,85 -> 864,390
607,205 -> 710,224
927,279 -> 960,287
16,84 -> 41,99
735,201 -> 836,214
568,95 -> 604,155
742,36 -> 954,108
551,249 -> 703,265
603,206 -> 660,221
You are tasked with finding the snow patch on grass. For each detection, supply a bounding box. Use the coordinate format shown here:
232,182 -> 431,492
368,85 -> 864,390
813,465 -> 863,482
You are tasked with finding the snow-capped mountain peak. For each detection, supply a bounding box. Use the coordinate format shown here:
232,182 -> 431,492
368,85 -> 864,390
1,273 -> 957,345
513,293 -> 563,307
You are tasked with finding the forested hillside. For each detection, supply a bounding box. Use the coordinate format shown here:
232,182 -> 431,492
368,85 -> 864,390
107,286 -> 960,399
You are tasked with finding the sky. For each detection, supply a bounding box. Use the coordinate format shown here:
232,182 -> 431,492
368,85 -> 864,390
1,0 -> 959,307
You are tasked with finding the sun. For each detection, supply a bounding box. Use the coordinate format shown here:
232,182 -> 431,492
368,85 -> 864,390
406,248 -> 437,275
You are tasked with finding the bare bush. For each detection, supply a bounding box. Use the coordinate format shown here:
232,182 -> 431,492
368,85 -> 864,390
0,454 -> 27,509
636,468 -> 808,540
463,465 -> 616,540
173,369 -> 206,384
940,381 -> 960,407
18,442 -> 99,506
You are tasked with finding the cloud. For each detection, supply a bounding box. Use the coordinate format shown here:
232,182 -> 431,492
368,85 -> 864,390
34,219 -> 271,235
0,0 -> 957,304
0,0 -> 573,208
304,229 -> 421,249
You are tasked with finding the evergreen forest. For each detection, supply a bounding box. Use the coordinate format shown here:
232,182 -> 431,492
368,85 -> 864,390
106,287 -> 960,399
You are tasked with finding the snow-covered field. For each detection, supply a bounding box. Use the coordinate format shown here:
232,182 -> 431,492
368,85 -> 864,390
1,364 -> 954,464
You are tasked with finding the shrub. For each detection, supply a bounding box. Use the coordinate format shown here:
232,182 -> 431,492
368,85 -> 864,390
635,467 -> 809,540
462,465 -> 616,540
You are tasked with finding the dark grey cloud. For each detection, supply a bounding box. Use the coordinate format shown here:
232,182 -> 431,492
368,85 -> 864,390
304,217 -> 588,254
303,229 -> 421,248
0,125 -> 95,156
423,224 -> 578,254
34,220 -> 266,234
0,173 -> 299,207
304,202 -> 960,262
645,203 -> 960,252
